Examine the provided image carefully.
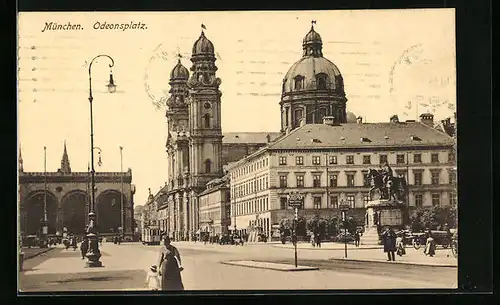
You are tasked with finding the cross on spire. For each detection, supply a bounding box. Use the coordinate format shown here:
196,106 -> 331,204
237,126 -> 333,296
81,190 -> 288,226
176,47 -> 182,62
311,20 -> 317,29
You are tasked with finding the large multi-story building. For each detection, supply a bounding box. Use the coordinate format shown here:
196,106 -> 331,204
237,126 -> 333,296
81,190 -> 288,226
229,114 -> 456,238
198,176 -> 231,235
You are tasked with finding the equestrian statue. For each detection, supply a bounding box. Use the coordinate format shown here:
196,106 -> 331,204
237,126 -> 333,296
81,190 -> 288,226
367,163 -> 408,201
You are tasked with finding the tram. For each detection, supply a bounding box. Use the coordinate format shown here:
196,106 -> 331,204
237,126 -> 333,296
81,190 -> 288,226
141,226 -> 161,245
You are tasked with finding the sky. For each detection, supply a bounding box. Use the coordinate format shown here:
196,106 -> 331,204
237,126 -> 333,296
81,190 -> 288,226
17,9 -> 456,206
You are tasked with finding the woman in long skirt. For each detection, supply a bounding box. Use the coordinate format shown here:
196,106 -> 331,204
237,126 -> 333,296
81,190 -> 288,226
157,236 -> 184,291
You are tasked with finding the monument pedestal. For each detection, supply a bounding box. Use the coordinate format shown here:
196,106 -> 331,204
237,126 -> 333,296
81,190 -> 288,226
362,199 -> 405,245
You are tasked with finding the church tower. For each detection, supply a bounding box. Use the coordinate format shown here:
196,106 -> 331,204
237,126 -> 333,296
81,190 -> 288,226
187,29 -> 223,189
165,57 -> 190,189
59,141 -> 71,173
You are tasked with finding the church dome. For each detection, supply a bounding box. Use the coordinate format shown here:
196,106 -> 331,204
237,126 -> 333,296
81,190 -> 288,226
282,24 -> 344,95
282,56 -> 343,93
170,59 -> 189,80
192,31 -> 214,56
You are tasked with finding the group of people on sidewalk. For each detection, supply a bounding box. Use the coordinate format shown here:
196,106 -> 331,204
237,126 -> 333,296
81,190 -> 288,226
381,226 -> 437,261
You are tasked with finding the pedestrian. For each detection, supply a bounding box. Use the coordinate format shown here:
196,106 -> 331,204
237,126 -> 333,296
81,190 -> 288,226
157,235 -> 184,291
396,232 -> 406,256
80,236 -> 89,259
145,265 -> 161,291
381,226 -> 397,261
424,229 -> 436,257
315,233 -> 322,248
354,230 -> 361,247
311,233 -> 316,247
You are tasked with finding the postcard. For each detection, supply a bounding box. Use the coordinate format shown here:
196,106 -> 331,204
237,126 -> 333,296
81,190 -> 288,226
17,9 -> 457,292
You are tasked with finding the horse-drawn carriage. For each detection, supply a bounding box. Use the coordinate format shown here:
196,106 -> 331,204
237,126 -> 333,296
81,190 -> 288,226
411,230 -> 453,250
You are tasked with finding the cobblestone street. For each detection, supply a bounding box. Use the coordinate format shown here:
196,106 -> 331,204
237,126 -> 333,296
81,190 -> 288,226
19,241 -> 457,292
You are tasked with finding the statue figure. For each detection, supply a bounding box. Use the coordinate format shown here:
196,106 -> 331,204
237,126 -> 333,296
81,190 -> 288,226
368,167 -> 406,201
198,73 -> 204,84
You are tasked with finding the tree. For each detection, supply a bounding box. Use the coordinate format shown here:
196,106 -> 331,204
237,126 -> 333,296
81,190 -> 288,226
411,205 -> 458,231
306,215 -> 327,238
279,216 -> 307,237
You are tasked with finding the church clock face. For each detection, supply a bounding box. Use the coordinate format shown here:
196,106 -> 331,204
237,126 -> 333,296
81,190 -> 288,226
204,102 -> 212,110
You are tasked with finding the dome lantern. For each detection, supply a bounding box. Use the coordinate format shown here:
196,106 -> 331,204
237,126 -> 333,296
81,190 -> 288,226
302,22 -> 323,57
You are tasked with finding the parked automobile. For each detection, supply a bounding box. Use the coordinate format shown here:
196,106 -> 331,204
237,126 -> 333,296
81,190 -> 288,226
219,234 -> 231,245
412,230 -> 453,250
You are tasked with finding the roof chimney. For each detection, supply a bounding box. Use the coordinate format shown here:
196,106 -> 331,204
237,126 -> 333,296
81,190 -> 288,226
323,116 -> 335,126
266,133 -> 271,143
419,113 -> 434,126
390,115 -> 399,123
356,116 -> 363,124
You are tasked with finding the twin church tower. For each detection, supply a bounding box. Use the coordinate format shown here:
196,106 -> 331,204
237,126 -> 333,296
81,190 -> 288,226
163,24 -> 347,240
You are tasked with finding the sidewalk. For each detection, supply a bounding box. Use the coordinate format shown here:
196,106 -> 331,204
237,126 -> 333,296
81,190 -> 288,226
329,247 -> 457,267
272,242 -> 382,251
21,247 -> 55,260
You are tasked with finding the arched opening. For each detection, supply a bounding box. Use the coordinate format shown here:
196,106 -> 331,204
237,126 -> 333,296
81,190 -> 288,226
96,190 -> 126,234
317,107 -> 327,123
294,108 -> 304,128
24,191 -> 58,235
205,159 -> 212,173
61,190 -> 88,235
204,113 -> 210,128
316,74 -> 328,90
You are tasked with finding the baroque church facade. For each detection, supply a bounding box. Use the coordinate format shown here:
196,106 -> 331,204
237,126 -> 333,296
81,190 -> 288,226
156,30 -> 280,241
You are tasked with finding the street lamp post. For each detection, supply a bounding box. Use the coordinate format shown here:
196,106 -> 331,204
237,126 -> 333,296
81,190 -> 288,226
339,201 -> 350,258
287,191 -> 303,268
85,54 -> 117,268
41,146 -> 48,248
120,146 -> 124,240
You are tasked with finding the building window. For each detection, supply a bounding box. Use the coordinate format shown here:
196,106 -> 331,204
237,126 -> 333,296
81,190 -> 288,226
294,109 -> 303,127
296,175 -> 304,187
363,172 -> 371,186
432,193 -> 440,206
379,154 -> 388,165
363,194 -> 370,206
413,154 -> 422,163
313,174 -> 321,187
450,192 -> 457,206
294,76 -> 304,90
448,151 -> 456,162
346,173 -> 355,187
414,172 -> 423,186
329,174 -> 338,187
279,175 -> 287,188
363,155 -> 371,164
431,171 -> 440,185
279,156 -> 287,165
205,159 -> 211,173
397,154 -> 405,164
330,196 -> 339,208
316,74 -> 327,90
312,156 -> 321,165
346,195 -> 355,208
344,155 -> 354,165
313,197 -> 322,209
329,156 -> 337,165
295,156 -> 304,165
204,113 -> 210,128
415,194 -> 423,207
431,153 -> 439,163
280,197 -> 287,210
449,171 -> 457,185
